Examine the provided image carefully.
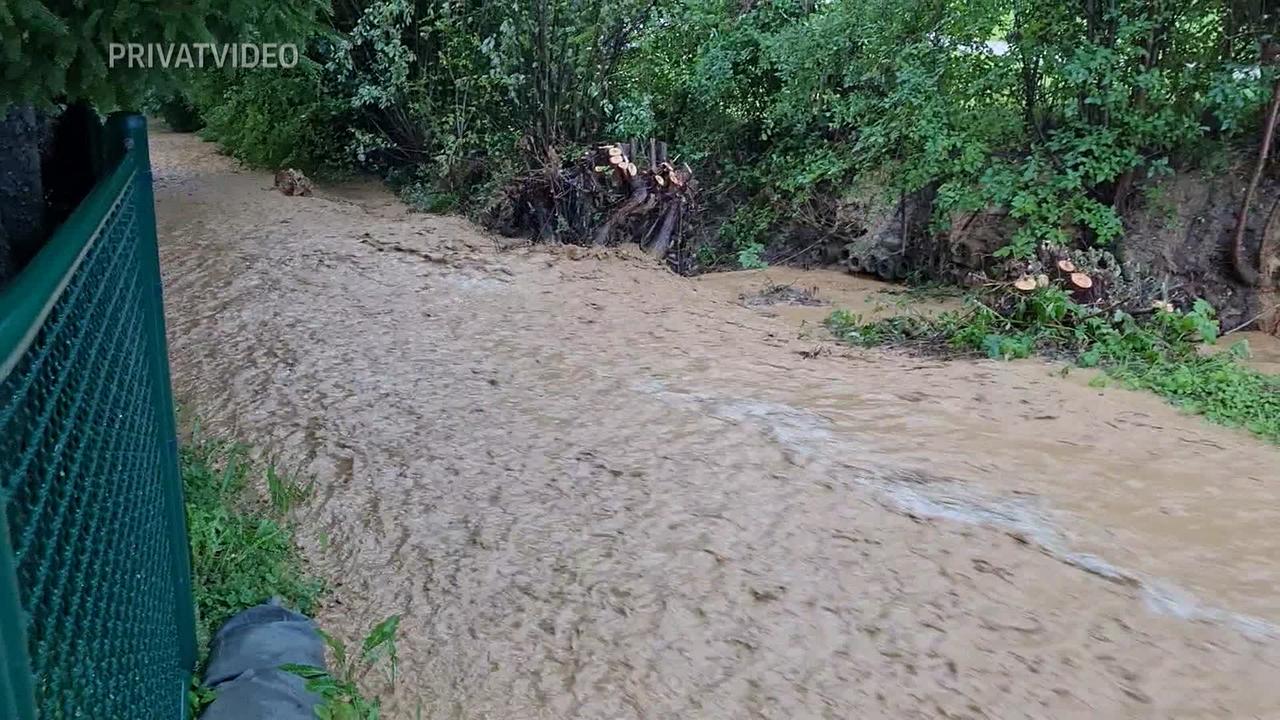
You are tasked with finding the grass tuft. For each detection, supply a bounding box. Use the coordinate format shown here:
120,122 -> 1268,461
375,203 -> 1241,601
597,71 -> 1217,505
182,431 -> 323,655
182,424 -> 400,718
826,289 -> 1280,444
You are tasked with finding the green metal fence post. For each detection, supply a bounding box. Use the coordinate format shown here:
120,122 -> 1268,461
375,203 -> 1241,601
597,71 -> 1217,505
0,511 -> 35,720
105,112 -> 199,691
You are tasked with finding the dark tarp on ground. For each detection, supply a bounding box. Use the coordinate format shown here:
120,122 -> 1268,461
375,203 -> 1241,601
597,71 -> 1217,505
200,600 -> 326,720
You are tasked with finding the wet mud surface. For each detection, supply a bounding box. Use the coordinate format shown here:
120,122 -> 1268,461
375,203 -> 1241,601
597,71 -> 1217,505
153,127 -> 1280,718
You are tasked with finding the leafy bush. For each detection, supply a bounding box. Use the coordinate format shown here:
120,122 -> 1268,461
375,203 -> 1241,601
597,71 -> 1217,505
192,57 -> 352,173
619,0 -> 1275,259
151,93 -> 204,133
0,0 -> 326,108
717,205 -> 775,269
400,180 -> 460,213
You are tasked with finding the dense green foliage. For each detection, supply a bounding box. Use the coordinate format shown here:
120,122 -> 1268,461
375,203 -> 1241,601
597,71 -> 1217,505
190,0 -> 657,177
826,292 -> 1280,442
192,54 -> 352,171
182,0 -> 1276,264
0,0 -> 326,107
626,0 -> 1279,259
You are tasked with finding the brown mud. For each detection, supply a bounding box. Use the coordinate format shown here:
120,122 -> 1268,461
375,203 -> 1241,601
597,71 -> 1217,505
153,126 -> 1280,719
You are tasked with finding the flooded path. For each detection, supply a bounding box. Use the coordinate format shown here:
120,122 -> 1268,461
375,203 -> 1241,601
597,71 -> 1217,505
153,127 -> 1280,718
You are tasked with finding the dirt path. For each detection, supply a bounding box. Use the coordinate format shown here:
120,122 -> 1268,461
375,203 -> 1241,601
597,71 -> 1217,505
153,127 -> 1280,719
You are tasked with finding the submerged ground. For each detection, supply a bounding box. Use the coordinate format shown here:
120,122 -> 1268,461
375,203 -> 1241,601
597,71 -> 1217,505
154,127 -> 1280,718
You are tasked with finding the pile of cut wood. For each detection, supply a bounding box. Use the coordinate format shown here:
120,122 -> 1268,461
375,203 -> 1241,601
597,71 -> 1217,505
485,138 -> 696,263
1010,258 -> 1097,301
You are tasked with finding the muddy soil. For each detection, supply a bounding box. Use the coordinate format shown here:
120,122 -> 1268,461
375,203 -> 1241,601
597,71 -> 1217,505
1123,164 -> 1280,331
153,127 -> 1280,719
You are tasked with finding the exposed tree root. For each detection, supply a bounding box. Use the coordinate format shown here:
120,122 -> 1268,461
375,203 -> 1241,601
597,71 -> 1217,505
483,139 -> 695,267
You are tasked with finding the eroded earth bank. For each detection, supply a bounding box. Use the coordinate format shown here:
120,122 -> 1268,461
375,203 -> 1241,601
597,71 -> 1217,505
154,127 -> 1280,719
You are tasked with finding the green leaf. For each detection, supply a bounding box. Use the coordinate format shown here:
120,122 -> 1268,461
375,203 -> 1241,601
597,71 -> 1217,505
361,615 -> 401,660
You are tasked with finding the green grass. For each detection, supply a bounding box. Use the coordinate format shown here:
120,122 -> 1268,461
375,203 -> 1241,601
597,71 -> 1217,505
182,430 -> 322,656
826,289 -> 1280,444
285,615 -> 403,720
1104,347 -> 1280,440
182,425 -> 400,718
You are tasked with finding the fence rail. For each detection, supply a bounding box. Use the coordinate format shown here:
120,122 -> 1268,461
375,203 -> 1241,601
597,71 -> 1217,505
0,113 -> 196,719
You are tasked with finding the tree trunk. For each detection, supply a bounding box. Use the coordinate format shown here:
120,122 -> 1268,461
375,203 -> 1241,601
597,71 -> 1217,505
646,203 -> 680,258
0,104 -> 48,283
42,102 -> 103,230
592,173 -> 649,246
1230,41 -> 1280,285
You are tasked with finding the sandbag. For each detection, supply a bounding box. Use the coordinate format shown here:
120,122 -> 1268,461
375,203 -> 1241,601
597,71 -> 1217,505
200,600 -> 326,720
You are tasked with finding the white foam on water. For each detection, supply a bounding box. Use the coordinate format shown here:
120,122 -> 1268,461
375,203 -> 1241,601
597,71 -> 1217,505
641,379 -> 1280,641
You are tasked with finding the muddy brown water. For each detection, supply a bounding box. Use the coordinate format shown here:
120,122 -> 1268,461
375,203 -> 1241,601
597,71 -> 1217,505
153,127 -> 1280,718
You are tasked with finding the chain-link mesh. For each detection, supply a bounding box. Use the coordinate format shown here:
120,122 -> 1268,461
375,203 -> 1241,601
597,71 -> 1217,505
0,177 -> 187,718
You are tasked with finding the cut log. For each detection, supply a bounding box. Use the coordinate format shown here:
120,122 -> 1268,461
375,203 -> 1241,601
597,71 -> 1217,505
592,173 -> 650,245
491,138 -> 694,256
1035,273 -> 1049,288
1013,276 -> 1037,292
1056,259 -> 1076,273
1068,272 -> 1093,290
647,203 -> 680,258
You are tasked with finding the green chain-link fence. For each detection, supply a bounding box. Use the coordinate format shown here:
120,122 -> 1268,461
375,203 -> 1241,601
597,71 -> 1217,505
0,113 -> 197,719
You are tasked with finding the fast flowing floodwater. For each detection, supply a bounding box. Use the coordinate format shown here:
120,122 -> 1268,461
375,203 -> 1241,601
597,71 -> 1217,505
152,127 -> 1280,718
